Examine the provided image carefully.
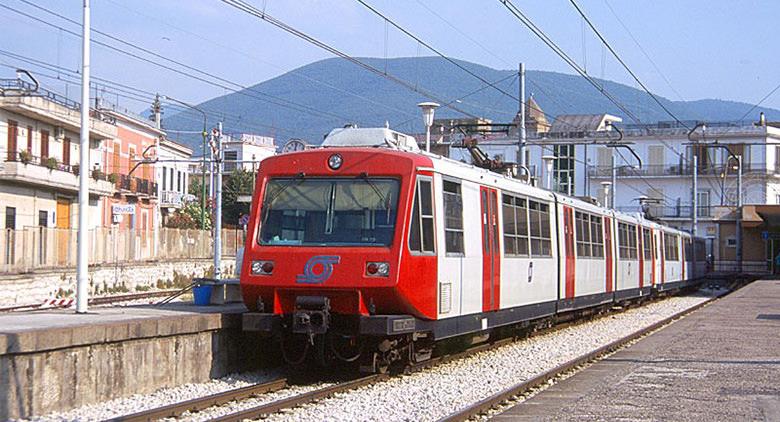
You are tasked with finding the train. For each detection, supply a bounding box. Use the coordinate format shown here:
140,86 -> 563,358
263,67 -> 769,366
240,126 -> 707,372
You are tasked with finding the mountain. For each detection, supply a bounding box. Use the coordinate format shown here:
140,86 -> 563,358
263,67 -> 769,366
161,56 -> 780,149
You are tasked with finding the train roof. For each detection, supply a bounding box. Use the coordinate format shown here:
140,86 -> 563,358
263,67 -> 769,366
304,127 -> 692,238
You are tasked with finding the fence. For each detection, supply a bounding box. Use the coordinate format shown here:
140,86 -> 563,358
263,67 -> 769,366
0,227 -> 245,274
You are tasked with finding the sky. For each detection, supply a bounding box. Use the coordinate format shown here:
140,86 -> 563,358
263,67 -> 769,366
1,0 -> 779,117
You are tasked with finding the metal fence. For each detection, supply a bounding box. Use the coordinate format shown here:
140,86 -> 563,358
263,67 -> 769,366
0,227 -> 245,274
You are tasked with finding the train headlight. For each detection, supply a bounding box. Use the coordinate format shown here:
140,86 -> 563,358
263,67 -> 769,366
251,260 -> 274,275
366,261 -> 390,277
328,153 -> 343,170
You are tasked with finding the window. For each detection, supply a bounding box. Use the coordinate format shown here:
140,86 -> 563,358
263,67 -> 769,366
6,120 -> 17,161
575,211 -> 603,258
224,150 -> 238,172
162,167 -> 167,190
553,145 -> 575,195
27,126 -> 33,152
409,177 -> 435,253
528,200 -> 552,256
40,129 -> 49,159
664,233 -> 680,260
5,207 -> 16,229
443,180 -> 464,254
618,222 -> 638,259
259,177 -> 400,246
177,171 -> 182,192
503,194 -> 529,256
642,228 -> 653,260
38,210 -> 48,227
169,168 -> 174,190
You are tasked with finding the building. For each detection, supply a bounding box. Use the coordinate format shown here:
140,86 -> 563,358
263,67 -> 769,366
98,109 -> 160,238
222,133 -> 275,173
0,76 -> 116,233
158,138 -> 193,225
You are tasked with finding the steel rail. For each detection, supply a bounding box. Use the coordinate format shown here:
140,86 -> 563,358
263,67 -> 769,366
210,374 -> 387,422
436,295 -> 718,422
107,378 -> 287,422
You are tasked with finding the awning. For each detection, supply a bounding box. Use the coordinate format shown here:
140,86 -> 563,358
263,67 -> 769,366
742,205 -> 765,228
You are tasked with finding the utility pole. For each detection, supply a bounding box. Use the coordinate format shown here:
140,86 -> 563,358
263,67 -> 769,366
152,95 -> 162,255
213,122 -> 224,279
76,0 -> 91,314
518,62 -> 527,173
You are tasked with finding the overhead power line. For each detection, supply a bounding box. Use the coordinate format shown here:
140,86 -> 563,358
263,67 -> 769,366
218,0 -> 479,119
567,0 -> 689,131
497,0 -> 642,125
2,1 -> 350,123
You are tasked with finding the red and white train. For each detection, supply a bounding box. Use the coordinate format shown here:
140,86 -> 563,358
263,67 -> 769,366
241,127 -> 706,371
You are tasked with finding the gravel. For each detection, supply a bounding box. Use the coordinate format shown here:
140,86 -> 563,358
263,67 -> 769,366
264,292 -> 714,422
21,291 -> 714,422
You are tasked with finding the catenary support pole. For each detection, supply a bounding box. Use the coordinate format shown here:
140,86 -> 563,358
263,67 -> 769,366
736,154 -> 743,272
611,154 -> 616,209
76,0 -> 91,314
518,62 -> 526,171
213,122 -> 223,279
693,155 -> 698,237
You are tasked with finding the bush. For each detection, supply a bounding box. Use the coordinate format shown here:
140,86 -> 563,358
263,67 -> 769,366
107,173 -> 119,183
92,169 -> 105,180
44,157 -> 58,170
18,150 -> 32,164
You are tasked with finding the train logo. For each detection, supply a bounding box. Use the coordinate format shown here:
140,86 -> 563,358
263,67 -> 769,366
296,255 -> 341,284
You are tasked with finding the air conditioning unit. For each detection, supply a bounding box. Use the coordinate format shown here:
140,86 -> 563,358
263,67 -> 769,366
54,126 -> 65,139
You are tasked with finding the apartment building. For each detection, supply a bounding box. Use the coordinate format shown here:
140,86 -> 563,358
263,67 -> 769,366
221,133 -> 275,173
158,138 -> 193,225
0,77 -> 116,232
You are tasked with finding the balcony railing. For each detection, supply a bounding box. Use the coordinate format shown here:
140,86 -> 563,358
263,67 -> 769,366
616,205 -> 713,219
589,162 -> 778,178
117,174 -> 158,197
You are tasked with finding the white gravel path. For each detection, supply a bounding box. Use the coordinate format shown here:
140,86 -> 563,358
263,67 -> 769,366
20,291 -> 715,422
264,293 -> 714,422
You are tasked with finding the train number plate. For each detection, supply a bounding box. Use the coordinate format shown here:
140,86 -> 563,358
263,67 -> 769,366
392,318 -> 415,332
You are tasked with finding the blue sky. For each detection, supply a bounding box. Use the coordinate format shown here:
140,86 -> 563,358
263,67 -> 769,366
1,0 -> 779,114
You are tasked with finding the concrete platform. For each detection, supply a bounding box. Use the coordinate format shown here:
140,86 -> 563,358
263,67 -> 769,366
495,280 -> 780,421
0,302 -> 259,420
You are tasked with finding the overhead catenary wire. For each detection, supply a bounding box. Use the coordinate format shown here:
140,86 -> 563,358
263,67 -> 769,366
218,0 -> 479,119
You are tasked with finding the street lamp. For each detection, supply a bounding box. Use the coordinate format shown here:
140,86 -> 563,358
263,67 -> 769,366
417,102 -> 439,152
601,181 -> 612,208
162,95 -> 209,230
542,155 -> 556,190
687,122 -> 706,238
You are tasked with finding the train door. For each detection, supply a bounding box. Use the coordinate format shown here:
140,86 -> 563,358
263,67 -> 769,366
658,231 -> 665,284
638,226 -> 644,289
650,229 -> 657,285
604,216 -> 613,293
480,187 -> 500,312
562,206 -> 576,299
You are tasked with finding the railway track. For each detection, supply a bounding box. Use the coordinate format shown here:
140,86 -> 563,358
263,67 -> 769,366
436,295 -> 717,422
0,290 -> 182,312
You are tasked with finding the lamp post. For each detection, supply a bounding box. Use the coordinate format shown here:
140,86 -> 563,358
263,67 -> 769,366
687,123 -> 707,238
542,155 -> 556,190
417,102 -> 439,152
162,96 -> 208,230
601,181 -> 612,208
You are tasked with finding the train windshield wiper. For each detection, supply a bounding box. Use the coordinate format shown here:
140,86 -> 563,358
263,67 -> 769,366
261,172 -> 305,224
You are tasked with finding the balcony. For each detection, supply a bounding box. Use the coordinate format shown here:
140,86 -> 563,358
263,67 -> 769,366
0,91 -> 116,140
160,190 -> 184,208
116,174 -> 158,197
589,163 -> 779,178
0,153 -> 115,196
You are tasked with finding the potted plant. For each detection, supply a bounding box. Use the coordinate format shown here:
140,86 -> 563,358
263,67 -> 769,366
107,173 -> 119,184
44,157 -> 58,171
72,164 -> 80,175
18,150 -> 32,164
92,169 -> 105,180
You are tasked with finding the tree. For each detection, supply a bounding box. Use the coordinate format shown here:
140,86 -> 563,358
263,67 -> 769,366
165,201 -> 211,230
222,168 -> 255,226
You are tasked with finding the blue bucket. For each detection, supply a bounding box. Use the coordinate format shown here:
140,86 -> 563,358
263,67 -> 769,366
193,284 -> 213,306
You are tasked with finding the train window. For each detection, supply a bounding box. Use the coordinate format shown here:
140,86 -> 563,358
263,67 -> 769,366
502,194 -> 529,256
443,180 -> 464,254
618,222 -> 638,260
529,200 -> 551,256
642,228 -> 653,260
575,211 -> 603,258
409,177 -> 436,254
258,177 -> 400,246
664,233 -> 680,261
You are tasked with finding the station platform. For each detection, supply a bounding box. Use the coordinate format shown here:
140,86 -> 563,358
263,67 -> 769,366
0,301 -> 254,420
495,279 -> 780,421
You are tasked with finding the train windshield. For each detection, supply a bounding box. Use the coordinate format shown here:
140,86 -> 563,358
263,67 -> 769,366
258,177 -> 400,246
